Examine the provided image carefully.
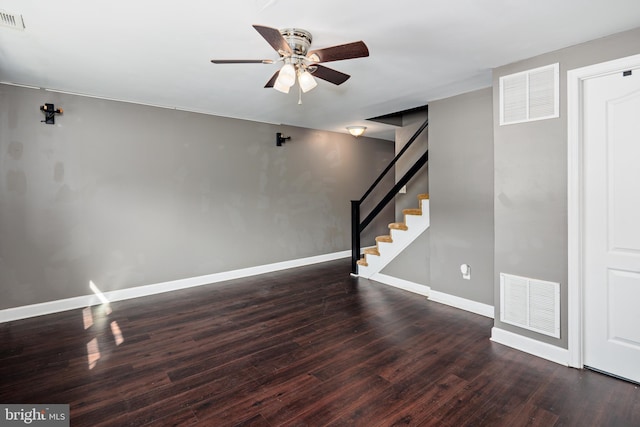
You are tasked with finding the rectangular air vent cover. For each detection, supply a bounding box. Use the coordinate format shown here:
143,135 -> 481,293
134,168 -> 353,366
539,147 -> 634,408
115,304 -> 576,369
0,10 -> 25,30
499,63 -> 558,125
500,273 -> 560,338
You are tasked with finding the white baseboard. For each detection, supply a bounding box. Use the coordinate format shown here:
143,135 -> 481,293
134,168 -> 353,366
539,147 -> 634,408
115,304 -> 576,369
0,250 -> 351,323
370,273 -> 430,296
368,274 -> 494,320
490,327 -> 570,366
428,289 -> 494,319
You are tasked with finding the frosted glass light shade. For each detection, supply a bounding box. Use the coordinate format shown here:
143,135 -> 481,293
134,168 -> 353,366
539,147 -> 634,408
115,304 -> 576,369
276,63 -> 296,88
274,78 -> 290,93
298,70 -> 317,93
347,126 -> 367,137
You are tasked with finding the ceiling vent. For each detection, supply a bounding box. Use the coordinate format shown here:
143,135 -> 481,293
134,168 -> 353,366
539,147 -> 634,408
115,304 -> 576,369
499,63 -> 559,125
0,10 -> 25,30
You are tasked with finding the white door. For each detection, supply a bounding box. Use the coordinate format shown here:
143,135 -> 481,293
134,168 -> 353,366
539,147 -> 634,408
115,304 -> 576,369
583,67 -> 640,383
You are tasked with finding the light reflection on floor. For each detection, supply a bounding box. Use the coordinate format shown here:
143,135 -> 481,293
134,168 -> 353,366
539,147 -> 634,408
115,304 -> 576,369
84,281 -> 125,369
82,307 -> 94,330
110,321 -> 124,346
86,337 -> 100,369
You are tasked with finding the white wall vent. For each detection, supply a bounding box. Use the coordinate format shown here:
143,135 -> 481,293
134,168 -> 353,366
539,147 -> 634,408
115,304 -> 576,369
499,63 -> 559,125
0,10 -> 25,30
500,273 -> 560,338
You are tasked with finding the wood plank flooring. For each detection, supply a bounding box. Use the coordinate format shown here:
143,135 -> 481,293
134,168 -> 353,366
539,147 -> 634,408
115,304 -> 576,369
1,259 -> 638,426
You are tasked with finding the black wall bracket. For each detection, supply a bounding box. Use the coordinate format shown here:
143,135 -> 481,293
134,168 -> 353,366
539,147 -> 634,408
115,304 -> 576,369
276,132 -> 291,147
40,103 -> 63,124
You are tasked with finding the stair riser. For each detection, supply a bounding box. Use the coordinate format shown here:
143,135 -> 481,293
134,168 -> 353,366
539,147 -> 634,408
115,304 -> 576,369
384,230 -> 412,250
375,241 -> 393,253
404,215 -> 425,229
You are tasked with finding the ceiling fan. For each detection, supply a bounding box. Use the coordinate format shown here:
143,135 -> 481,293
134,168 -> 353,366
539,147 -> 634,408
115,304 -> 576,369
211,25 -> 369,95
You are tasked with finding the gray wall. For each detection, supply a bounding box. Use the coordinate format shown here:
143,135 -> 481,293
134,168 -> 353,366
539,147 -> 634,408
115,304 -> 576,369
381,231 -> 430,285
493,27 -> 640,347
383,90 -> 494,301
0,84 -> 394,309
429,88 -> 494,305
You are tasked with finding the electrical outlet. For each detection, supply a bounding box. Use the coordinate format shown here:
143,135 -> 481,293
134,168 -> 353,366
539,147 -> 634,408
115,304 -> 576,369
460,264 -> 471,280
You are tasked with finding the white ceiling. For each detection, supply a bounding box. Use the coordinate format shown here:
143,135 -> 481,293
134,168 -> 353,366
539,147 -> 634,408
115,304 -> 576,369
2,1 -> 640,140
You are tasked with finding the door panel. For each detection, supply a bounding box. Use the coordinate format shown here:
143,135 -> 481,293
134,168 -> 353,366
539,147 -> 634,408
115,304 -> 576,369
609,90 -> 640,253
607,269 -> 640,347
583,68 -> 640,383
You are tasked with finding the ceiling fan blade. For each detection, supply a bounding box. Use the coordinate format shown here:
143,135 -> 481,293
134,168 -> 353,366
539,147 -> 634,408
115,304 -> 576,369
309,65 -> 350,85
211,59 -> 274,64
264,71 -> 280,88
253,25 -> 292,55
307,41 -> 369,63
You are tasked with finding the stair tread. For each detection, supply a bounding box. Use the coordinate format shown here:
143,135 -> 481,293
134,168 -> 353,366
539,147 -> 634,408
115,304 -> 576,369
376,235 -> 393,243
389,222 -> 408,231
403,208 -> 422,216
359,192 -> 429,278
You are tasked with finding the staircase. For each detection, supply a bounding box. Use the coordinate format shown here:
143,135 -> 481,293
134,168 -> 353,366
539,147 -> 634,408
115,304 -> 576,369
350,115 -> 429,275
357,193 -> 430,278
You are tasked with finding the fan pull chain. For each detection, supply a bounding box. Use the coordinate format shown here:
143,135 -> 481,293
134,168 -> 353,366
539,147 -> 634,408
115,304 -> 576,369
298,84 -> 302,105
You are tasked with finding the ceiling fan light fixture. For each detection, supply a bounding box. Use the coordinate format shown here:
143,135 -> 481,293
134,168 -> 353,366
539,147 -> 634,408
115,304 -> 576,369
273,78 -> 290,93
276,63 -> 296,88
210,25 -> 370,100
298,70 -> 318,93
347,126 -> 367,137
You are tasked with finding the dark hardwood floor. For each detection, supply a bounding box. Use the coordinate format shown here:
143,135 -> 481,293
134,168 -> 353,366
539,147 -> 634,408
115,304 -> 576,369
1,259 -> 638,426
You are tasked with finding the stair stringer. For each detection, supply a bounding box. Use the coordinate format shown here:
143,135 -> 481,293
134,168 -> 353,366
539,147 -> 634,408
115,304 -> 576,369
357,199 -> 430,279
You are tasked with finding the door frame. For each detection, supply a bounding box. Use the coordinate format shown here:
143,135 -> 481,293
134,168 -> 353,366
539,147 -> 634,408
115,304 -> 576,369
567,53 -> 640,369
